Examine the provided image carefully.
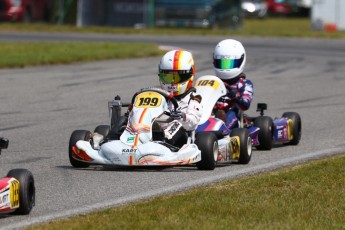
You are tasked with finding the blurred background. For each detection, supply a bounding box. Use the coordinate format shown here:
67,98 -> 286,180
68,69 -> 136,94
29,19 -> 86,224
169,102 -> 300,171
0,0 -> 343,31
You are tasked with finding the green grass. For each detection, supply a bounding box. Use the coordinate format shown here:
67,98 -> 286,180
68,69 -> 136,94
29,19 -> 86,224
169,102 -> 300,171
1,18 -> 345,39
0,42 -> 163,68
1,18 -> 344,69
28,154 -> 345,230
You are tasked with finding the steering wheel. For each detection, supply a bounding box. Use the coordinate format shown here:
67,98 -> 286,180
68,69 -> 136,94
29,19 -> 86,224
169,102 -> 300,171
130,88 -> 179,111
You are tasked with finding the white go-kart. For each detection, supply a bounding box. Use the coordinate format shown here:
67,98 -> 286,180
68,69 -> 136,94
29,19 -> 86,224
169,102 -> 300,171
69,75 -> 252,170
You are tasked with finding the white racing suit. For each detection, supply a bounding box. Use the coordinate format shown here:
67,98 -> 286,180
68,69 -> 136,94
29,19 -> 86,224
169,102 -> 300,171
164,90 -> 203,145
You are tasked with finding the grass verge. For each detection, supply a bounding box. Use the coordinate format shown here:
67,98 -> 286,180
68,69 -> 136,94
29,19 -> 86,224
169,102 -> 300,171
0,42 -> 163,68
1,18 -> 344,69
28,154 -> 345,230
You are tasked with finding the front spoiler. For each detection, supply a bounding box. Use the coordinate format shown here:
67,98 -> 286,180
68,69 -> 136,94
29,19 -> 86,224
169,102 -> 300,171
74,140 -> 201,166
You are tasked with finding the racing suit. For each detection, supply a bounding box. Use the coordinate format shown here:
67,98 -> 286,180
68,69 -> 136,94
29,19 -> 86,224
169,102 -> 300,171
107,87 -> 202,147
163,87 -> 203,145
216,73 -> 253,130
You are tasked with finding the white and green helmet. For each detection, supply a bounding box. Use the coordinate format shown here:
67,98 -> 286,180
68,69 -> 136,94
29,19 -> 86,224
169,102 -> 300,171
213,39 -> 246,80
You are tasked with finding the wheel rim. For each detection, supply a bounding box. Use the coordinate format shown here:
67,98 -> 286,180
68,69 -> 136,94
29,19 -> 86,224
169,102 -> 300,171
88,136 -> 94,148
213,141 -> 218,162
247,137 -> 252,157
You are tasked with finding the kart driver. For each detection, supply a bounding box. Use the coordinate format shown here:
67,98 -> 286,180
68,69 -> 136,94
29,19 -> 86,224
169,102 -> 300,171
213,39 -> 254,130
157,50 -> 203,145
105,50 -> 202,147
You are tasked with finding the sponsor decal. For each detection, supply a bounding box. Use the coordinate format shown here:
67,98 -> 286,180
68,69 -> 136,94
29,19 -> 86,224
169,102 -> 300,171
276,124 -> 288,140
0,193 -> 9,205
0,187 -> 10,210
218,145 -> 228,161
122,149 -> 137,153
167,85 -> 178,91
127,137 -> 135,143
168,121 -> 180,135
110,156 -> 122,163
215,55 -> 236,59
277,129 -> 287,140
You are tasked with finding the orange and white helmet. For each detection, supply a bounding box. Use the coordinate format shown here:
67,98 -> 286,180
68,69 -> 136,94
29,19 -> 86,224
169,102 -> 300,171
158,50 -> 195,96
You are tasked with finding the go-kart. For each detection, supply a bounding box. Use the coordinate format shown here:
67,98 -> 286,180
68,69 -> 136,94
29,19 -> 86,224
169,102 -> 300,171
69,77 -> 252,170
0,138 -> 35,215
241,103 -> 302,150
207,75 -> 302,151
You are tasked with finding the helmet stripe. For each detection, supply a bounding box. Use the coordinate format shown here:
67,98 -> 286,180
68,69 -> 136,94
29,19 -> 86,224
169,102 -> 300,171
173,50 -> 184,70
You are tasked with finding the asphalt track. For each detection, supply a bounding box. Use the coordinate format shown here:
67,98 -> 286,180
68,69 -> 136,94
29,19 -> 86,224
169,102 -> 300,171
0,32 -> 345,229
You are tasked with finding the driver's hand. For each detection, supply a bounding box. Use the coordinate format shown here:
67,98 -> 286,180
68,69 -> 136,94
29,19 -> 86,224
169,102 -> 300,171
170,110 -> 185,120
224,82 -> 237,100
216,96 -> 231,109
186,99 -> 202,122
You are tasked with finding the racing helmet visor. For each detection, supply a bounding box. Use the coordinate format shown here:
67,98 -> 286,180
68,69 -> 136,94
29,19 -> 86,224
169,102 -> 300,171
214,55 -> 244,70
159,69 -> 193,84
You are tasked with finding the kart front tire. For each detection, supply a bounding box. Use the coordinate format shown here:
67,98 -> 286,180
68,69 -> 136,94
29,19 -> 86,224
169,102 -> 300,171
254,116 -> 273,150
69,130 -> 92,168
7,169 -> 35,215
94,125 -> 110,138
231,128 -> 252,164
282,112 -> 301,145
195,132 -> 218,170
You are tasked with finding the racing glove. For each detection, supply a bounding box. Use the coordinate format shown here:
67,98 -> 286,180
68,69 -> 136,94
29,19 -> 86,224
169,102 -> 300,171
224,82 -> 238,100
215,96 -> 231,110
170,110 -> 186,120
183,95 -> 203,130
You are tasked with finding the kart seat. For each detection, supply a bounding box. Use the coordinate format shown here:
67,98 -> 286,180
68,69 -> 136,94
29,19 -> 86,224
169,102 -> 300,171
107,116 -> 128,140
152,120 -> 165,141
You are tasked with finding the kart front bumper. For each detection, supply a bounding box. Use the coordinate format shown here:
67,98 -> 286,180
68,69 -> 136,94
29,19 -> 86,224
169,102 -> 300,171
74,140 -> 201,166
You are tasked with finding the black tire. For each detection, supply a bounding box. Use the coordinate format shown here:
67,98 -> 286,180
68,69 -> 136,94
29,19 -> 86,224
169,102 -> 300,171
68,130 -> 92,168
231,128 -> 252,164
7,169 -> 35,215
195,132 -> 218,170
254,116 -> 273,150
282,112 -> 302,145
94,125 -> 110,137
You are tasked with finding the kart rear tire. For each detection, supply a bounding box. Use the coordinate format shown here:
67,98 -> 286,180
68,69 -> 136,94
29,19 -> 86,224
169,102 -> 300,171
254,116 -> 273,150
282,112 -> 301,145
69,130 -> 92,168
94,125 -> 110,137
231,128 -> 252,164
195,132 -> 218,170
7,169 -> 35,215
